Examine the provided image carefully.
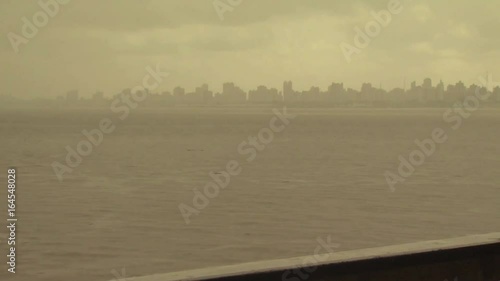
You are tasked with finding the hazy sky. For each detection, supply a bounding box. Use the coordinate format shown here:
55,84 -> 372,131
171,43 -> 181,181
1,0 -> 500,98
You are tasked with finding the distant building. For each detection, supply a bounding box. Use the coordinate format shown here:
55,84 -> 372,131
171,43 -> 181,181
455,81 -> 466,100
422,78 -> 435,101
91,91 -> 107,106
65,90 -> 79,104
217,82 -> 246,104
388,88 -> 405,103
494,86 -> 500,102
407,82 -> 422,102
326,82 -> 346,103
360,83 -> 374,103
173,87 -> 185,103
283,81 -> 296,103
300,86 -> 321,103
93,91 -> 104,100
248,85 -> 281,103
423,78 -> 432,89
196,84 -> 213,104
173,87 -> 185,97
177,84 -> 214,105
436,80 -> 445,101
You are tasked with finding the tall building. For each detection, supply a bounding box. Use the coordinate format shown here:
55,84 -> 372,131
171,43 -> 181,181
423,78 -> 432,89
494,86 -> 500,102
283,81 -> 295,103
173,86 -> 185,97
196,84 -> 213,104
436,80 -> 445,101
219,82 -> 246,104
422,78 -> 434,101
455,81 -> 466,101
173,86 -> 185,103
248,86 -> 280,103
326,82 -> 345,104
360,83 -> 374,103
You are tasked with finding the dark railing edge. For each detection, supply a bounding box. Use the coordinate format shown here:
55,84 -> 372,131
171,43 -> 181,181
124,232 -> 500,281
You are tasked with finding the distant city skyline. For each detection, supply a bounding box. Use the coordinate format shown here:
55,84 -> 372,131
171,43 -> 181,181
2,1 -> 500,99
1,76 -> 499,99
2,78 -> 499,107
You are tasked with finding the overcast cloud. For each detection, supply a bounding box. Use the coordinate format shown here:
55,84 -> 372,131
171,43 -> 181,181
1,0 -> 499,98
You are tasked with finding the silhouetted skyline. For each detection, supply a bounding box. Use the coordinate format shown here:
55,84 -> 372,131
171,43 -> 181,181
1,78 -> 499,108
